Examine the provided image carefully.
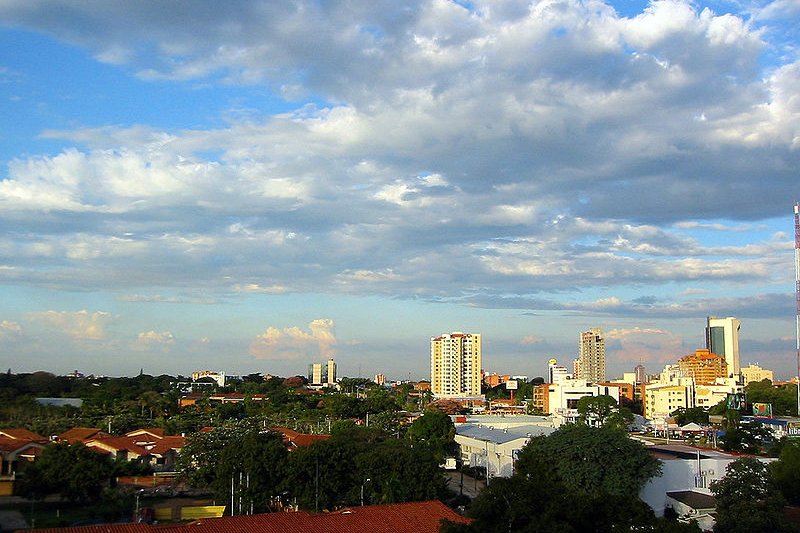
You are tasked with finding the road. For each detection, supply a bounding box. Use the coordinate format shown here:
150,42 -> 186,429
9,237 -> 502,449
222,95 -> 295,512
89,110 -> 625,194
445,471 -> 485,499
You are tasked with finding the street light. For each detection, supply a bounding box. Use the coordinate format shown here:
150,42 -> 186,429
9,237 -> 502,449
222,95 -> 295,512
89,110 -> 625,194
360,478 -> 371,506
134,489 -> 144,522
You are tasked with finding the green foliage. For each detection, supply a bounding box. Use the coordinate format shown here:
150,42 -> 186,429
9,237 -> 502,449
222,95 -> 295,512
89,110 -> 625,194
719,420 -> 773,455
282,425 -> 449,511
671,407 -> 710,426
177,423 -> 288,513
576,394 -> 634,429
14,443 -> 114,504
744,380 -> 799,417
406,409 -> 457,462
711,457 -> 793,533
516,424 -> 661,497
769,440 -> 800,505
444,424 -> 697,533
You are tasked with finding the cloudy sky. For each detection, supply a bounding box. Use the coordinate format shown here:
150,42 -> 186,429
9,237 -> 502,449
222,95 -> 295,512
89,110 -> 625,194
0,0 -> 798,381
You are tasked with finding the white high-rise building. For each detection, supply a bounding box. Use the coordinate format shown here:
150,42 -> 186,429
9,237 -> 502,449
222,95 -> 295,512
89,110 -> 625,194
577,328 -> 606,383
705,316 -> 741,378
430,332 -> 482,398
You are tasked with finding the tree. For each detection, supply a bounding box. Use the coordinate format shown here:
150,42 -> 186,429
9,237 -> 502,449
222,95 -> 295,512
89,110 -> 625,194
577,394 -> 617,426
671,406 -> 710,426
718,419 -> 772,455
15,443 -> 114,504
406,408 -> 457,462
214,430 -> 288,513
711,457 -> 792,533
515,424 -> 661,497
769,440 -> 800,505
282,425 -> 449,511
443,424 -> 698,533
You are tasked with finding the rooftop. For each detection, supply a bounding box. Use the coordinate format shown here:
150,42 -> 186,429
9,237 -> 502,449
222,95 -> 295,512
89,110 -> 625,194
24,500 -> 469,533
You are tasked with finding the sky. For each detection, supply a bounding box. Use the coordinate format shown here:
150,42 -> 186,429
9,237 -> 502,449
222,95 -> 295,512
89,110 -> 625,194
0,0 -> 799,381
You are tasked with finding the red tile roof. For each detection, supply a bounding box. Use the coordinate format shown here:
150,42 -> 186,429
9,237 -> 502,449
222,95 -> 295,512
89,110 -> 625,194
0,428 -> 47,441
84,437 -> 151,457
58,427 -> 107,444
271,427 -> 331,449
25,501 -> 469,533
0,437 -> 45,454
23,525 -> 155,533
148,436 -> 186,455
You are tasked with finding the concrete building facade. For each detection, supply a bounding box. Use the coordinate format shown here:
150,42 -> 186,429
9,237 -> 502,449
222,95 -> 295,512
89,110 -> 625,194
308,358 -> 337,386
705,316 -> 741,378
741,363 -> 774,384
430,332 -> 482,398
678,349 -> 728,385
577,328 -> 606,383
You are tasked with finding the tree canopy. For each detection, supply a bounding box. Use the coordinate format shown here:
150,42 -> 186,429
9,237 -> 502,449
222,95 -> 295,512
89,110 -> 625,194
711,457 -> 793,533
442,424 -> 689,533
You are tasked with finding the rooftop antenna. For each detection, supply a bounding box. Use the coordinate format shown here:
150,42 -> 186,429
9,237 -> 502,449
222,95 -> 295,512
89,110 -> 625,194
794,203 -> 800,416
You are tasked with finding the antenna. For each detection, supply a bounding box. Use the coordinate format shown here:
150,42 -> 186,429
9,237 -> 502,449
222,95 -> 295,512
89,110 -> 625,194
794,203 -> 800,416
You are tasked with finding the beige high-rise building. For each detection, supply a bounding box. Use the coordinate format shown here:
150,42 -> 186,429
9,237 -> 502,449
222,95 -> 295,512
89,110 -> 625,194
577,328 -> 606,383
308,358 -> 336,386
430,332 -> 482,398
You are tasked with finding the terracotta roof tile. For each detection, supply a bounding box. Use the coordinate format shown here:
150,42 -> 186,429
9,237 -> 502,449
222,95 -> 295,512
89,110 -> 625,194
0,428 -> 47,441
25,500 -> 469,533
58,428 -> 106,444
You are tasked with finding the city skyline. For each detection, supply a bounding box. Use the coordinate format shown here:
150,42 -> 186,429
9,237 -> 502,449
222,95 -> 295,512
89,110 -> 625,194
1,1 -> 799,380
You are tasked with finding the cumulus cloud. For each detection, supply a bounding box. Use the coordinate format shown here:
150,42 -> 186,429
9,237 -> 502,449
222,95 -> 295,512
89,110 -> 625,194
133,330 -> 176,351
25,310 -> 114,340
0,0 -> 797,377
0,320 -> 22,340
605,327 -> 690,365
249,319 -> 337,360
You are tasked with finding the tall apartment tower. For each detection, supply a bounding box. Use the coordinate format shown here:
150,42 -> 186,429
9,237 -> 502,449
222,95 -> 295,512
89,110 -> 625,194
308,358 -> 337,386
578,328 -> 606,383
705,316 -> 741,378
430,332 -> 482,398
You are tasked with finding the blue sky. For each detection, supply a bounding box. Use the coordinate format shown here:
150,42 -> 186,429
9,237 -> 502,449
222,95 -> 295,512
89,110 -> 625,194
0,0 -> 799,381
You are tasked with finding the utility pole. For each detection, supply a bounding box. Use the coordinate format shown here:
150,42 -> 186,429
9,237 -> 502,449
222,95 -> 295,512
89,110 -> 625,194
794,203 -> 800,416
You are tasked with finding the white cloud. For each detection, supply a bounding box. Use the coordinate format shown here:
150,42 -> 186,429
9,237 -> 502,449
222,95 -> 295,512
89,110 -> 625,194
605,327 -> 688,365
133,330 -> 176,351
26,310 -> 114,340
249,319 -> 337,360
0,320 -> 22,339
0,0 -> 796,363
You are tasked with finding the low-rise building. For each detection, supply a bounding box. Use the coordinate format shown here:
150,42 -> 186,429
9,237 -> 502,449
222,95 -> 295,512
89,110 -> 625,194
640,443 -> 775,528
542,379 -> 621,417
455,423 -> 555,479
741,364 -> 774,384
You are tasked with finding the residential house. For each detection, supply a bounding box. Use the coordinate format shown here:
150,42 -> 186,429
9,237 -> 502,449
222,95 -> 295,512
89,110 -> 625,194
57,427 -> 108,444
0,428 -> 48,477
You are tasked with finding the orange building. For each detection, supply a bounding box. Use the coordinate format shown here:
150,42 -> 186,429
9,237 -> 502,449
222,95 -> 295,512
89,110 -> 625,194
483,372 -> 511,388
678,349 -> 727,384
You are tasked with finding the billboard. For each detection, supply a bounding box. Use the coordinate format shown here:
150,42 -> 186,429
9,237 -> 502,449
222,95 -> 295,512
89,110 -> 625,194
505,380 -> 518,390
788,422 -> 800,437
726,393 -> 747,411
752,403 -> 773,418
